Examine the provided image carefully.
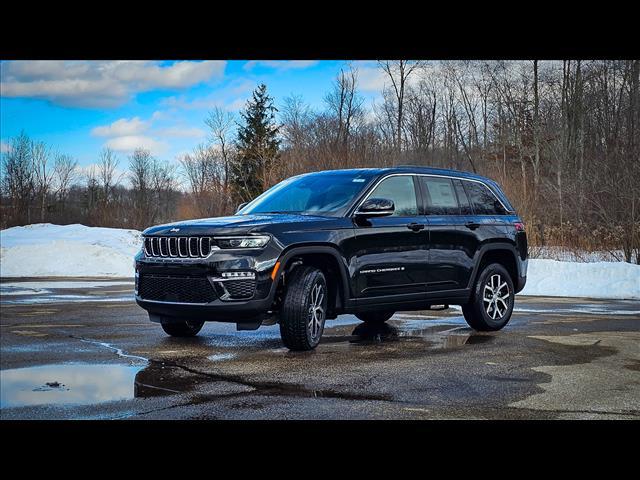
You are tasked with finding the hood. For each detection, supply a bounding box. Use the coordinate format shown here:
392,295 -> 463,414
142,214 -> 339,236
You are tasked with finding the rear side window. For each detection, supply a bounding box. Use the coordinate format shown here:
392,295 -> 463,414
453,180 -> 473,215
368,175 -> 418,216
421,177 -> 460,215
463,181 -> 506,215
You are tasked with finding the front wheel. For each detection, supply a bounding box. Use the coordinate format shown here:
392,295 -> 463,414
279,266 -> 328,351
462,263 -> 514,331
160,319 -> 205,337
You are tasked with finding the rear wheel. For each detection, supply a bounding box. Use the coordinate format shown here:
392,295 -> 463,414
462,263 -> 514,331
160,319 -> 205,337
279,266 -> 327,351
355,311 -> 395,324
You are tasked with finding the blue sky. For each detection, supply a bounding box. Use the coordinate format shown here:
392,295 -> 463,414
1,60 -> 386,167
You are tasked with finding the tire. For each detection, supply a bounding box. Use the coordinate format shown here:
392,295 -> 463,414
160,318 -> 205,337
279,266 -> 328,351
462,263 -> 514,331
355,311 -> 395,324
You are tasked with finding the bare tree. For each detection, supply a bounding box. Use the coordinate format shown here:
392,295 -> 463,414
53,154 -> 78,209
31,140 -> 55,223
378,60 -> 425,159
128,148 -> 153,228
97,148 -> 121,203
324,64 -> 364,165
205,107 -> 235,212
1,131 -> 34,224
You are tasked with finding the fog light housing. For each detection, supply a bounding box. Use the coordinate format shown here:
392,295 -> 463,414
221,271 -> 256,279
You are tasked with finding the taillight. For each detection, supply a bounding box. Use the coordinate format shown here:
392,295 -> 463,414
514,222 -> 525,232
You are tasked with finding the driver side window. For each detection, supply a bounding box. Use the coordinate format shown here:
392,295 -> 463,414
368,176 -> 418,216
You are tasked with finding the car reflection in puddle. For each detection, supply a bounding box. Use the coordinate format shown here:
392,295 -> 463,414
345,321 -> 495,349
0,363 -> 144,408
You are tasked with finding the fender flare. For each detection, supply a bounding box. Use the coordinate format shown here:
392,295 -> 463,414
272,244 -> 352,304
466,242 -> 521,290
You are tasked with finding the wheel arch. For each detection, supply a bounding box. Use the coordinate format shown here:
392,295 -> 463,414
468,243 -> 520,292
272,244 -> 350,318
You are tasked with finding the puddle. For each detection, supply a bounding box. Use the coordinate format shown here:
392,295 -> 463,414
133,360 -> 392,402
1,295 -> 133,305
327,321 -> 495,349
208,353 -> 237,362
0,363 -> 144,408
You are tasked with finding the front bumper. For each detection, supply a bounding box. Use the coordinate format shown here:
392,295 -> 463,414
135,294 -> 275,322
133,241 -> 282,322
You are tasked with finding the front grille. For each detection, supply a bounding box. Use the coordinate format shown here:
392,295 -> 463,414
138,274 -> 217,303
223,279 -> 256,299
144,236 -> 214,258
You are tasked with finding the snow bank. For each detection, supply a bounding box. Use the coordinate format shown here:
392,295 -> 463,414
1,224 -> 639,299
521,259 -> 639,300
0,223 -> 141,278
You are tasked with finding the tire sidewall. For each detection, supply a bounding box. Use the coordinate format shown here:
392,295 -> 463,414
475,263 -> 514,330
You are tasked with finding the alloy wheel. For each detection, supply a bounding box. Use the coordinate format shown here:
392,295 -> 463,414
483,273 -> 510,320
308,283 -> 325,342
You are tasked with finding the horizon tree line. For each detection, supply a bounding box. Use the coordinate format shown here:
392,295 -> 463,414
1,60 -> 639,263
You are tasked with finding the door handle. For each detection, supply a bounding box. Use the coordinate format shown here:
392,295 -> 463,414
407,222 -> 425,232
465,222 -> 480,230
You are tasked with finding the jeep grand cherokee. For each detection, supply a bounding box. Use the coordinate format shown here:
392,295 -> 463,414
135,166 -> 528,351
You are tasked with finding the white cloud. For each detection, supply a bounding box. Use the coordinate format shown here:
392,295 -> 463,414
243,60 -> 319,71
91,113 -> 205,155
104,135 -> 168,156
150,110 -> 170,121
160,78 -> 255,112
356,63 -> 389,92
0,60 -> 226,108
0,140 -> 11,154
91,117 -> 149,137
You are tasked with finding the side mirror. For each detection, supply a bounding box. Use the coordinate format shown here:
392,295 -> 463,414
355,197 -> 395,218
236,202 -> 248,214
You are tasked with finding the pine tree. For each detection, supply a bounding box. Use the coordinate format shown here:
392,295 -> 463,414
231,83 -> 280,203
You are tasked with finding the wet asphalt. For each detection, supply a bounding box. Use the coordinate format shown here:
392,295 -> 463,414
0,278 -> 639,420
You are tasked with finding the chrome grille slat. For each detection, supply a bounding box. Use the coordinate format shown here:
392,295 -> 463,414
144,238 -> 152,256
178,237 -> 187,257
169,237 -> 178,257
159,237 -> 168,256
144,236 -> 214,259
189,237 -> 198,258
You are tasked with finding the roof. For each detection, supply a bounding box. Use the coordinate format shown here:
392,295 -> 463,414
303,166 -> 495,183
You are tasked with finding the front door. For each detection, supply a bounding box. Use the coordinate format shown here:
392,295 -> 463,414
353,175 -> 428,301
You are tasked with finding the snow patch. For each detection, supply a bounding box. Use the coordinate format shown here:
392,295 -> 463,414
1,223 -> 140,278
522,259 -> 639,300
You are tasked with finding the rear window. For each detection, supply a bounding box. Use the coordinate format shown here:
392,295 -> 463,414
421,177 -> 460,215
463,180 -> 507,215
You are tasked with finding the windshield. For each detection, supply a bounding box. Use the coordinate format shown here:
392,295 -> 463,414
238,172 -> 373,217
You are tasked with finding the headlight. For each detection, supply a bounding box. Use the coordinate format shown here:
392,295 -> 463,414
216,235 -> 270,249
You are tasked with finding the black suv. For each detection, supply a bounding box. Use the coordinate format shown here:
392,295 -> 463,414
135,167 -> 528,350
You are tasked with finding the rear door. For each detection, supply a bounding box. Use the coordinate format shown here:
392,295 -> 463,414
419,176 -> 470,291
353,175 -> 429,300
460,179 -> 511,286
